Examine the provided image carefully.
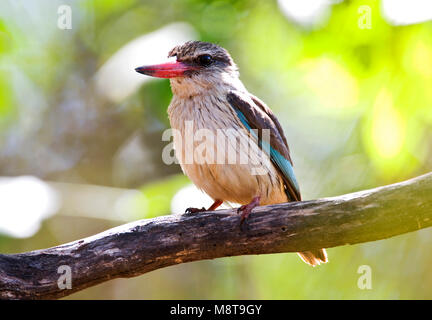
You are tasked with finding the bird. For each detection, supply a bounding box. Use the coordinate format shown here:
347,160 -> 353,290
135,41 -> 327,266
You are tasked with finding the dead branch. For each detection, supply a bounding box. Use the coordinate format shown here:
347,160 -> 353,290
1,172 -> 431,299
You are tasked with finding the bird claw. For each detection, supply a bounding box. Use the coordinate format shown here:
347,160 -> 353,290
237,196 -> 261,226
237,205 -> 252,225
185,207 -> 206,214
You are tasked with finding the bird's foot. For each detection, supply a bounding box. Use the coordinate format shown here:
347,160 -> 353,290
237,196 -> 261,225
185,199 -> 223,214
185,207 -> 206,214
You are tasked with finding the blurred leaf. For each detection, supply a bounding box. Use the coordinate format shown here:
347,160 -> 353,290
135,174 -> 190,219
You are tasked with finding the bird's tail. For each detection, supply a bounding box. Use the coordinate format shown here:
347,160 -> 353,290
297,249 -> 328,267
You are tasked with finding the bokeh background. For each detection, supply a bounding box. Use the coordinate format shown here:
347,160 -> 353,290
1,0 -> 432,299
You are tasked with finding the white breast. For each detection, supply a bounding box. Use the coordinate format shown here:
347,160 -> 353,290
167,91 -> 288,206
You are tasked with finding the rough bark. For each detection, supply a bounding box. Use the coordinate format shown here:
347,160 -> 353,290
1,173 -> 431,299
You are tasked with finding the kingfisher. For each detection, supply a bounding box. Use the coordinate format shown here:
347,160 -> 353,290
135,41 -> 327,266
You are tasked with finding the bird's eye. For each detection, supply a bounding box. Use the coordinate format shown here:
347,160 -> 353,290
198,54 -> 213,66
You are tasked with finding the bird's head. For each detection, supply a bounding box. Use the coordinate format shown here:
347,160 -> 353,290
135,41 -> 240,97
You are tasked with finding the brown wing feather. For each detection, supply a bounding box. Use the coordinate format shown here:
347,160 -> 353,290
226,91 -> 301,201
250,94 -> 293,164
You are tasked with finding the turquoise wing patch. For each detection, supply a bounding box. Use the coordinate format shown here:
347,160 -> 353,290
233,108 -> 300,200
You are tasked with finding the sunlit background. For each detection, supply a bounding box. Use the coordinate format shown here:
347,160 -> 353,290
1,0 -> 432,299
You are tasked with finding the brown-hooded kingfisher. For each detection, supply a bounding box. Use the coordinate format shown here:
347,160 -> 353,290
135,41 -> 327,266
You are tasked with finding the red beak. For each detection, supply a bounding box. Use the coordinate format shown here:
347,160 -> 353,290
135,61 -> 197,79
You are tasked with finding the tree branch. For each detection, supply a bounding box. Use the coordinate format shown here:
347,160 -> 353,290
1,173 -> 431,299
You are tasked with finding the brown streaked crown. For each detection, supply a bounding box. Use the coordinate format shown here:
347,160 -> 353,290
168,41 -> 234,67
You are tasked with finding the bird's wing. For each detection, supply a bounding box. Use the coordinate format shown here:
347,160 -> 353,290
227,90 -> 301,201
